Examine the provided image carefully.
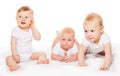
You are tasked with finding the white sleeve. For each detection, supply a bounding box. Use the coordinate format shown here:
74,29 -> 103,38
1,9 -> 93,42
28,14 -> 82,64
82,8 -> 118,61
11,27 -> 18,38
82,38 -> 89,46
102,33 -> 111,44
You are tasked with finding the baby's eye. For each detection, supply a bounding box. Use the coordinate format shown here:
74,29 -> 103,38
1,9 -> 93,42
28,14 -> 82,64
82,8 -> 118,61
25,16 -> 28,19
84,30 -> 87,32
91,30 -> 94,32
19,16 -> 22,18
68,39 -> 72,41
62,39 -> 65,41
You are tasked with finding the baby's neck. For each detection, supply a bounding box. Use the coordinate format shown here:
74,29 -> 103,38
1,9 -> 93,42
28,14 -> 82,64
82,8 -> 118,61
19,26 -> 29,32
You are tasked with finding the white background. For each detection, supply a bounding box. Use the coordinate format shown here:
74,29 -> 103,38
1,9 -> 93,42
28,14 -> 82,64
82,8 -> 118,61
0,0 -> 120,49
0,1 -> 120,76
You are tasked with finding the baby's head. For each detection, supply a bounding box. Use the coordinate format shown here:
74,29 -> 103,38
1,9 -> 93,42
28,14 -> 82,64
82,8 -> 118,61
83,13 -> 104,44
60,27 -> 76,51
16,6 -> 33,30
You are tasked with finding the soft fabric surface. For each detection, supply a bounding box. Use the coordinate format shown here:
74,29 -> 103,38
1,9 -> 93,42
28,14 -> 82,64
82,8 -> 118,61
0,43 -> 120,76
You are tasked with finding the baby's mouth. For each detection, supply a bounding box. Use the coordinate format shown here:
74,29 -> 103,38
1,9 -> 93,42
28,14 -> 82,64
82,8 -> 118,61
88,37 -> 93,39
21,22 -> 26,24
89,38 -> 93,39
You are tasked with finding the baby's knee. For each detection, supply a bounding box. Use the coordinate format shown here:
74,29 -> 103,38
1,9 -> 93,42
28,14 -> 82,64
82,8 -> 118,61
40,52 -> 47,58
38,52 -> 47,60
6,56 -> 13,61
6,56 -> 14,65
36,52 -> 46,57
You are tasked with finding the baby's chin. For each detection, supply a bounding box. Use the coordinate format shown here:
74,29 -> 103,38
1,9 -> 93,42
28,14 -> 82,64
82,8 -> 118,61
62,46 -> 72,51
90,40 -> 98,44
19,25 -> 29,29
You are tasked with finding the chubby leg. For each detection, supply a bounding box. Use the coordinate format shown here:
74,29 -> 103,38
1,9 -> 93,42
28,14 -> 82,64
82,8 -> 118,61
6,56 -> 21,71
31,52 -> 42,60
31,52 -> 49,64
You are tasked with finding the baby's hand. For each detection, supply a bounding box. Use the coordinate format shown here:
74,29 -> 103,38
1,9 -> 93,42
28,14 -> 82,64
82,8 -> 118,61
56,31 -> 61,36
59,57 -> 69,62
13,55 -> 20,63
58,57 -> 65,61
56,31 -> 62,38
30,19 -> 34,28
64,58 -> 71,63
100,64 -> 109,71
60,57 -> 71,63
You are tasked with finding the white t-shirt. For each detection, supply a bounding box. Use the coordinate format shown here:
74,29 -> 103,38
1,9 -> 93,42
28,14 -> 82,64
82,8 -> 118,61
52,42 -> 78,58
11,26 -> 32,61
82,32 -> 111,54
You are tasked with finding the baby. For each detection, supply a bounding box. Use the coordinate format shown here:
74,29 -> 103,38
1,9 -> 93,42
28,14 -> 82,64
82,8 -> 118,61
6,6 -> 49,71
78,13 -> 112,71
51,27 -> 79,63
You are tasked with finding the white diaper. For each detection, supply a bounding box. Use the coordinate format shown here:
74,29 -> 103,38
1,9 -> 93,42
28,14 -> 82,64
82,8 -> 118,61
19,53 -> 32,62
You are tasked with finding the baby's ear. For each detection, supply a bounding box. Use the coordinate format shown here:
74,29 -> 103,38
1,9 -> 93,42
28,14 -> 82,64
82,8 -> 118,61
100,26 -> 104,33
73,39 -> 76,43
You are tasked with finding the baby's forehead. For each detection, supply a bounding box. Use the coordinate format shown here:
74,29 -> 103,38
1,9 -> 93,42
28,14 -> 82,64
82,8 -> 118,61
17,11 -> 33,17
17,10 -> 32,14
84,21 -> 100,27
84,18 -> 100,26
84,24 -> 100,30
62,32 -> 73,35
61,33 -> 74,38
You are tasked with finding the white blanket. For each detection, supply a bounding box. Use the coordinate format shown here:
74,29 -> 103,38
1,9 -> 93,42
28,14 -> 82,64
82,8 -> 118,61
0,43 -> 120,76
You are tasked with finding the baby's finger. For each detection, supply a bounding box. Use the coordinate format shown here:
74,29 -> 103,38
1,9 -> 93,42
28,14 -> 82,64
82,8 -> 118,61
100,66 -> 109,71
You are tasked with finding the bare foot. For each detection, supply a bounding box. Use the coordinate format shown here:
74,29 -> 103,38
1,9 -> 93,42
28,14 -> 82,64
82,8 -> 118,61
9,65 -> 21,71
45,59 -> 49,64
37,59 -> 49,64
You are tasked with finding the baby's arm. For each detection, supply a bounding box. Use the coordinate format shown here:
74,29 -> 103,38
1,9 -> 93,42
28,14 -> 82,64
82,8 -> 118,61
51,31 -> 61,49
100,43 -> 112,71
51,37 -> 60,49
30,19 -> 41,40
11,36 -> 20,62
62,53 -> 78,63
78,44 -> 88,66
51,53 -> 64,61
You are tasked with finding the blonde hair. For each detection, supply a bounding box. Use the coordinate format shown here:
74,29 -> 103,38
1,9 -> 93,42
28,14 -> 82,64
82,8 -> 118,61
17,6 -> 33,15
61,27 -> 75,38
84,13 -> 103,27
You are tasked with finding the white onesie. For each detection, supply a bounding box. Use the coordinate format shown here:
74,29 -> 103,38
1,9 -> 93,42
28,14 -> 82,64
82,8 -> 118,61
52,42 -> 78,58
12,26 -> 32,62
82,32 -> 111,54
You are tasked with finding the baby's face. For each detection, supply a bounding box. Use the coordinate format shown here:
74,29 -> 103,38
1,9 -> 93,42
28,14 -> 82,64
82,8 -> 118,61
16,11 -> 32,30
60,33 -> 75,51
84,22 -> 103,44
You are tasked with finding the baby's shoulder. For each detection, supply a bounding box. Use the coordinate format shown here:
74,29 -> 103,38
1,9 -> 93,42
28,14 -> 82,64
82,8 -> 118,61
101,32 -> 110,39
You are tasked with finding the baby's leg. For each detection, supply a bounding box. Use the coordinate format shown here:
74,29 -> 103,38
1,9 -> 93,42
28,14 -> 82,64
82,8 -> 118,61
31,52 -> 49,64
6,56 -> 21,71
31,52 -> 44,60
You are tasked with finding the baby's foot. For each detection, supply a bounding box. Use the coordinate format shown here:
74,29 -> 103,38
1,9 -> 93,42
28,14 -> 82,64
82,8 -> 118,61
9,64 -> 21,71
37,59 -> 49,64
44,59 -> 49,64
